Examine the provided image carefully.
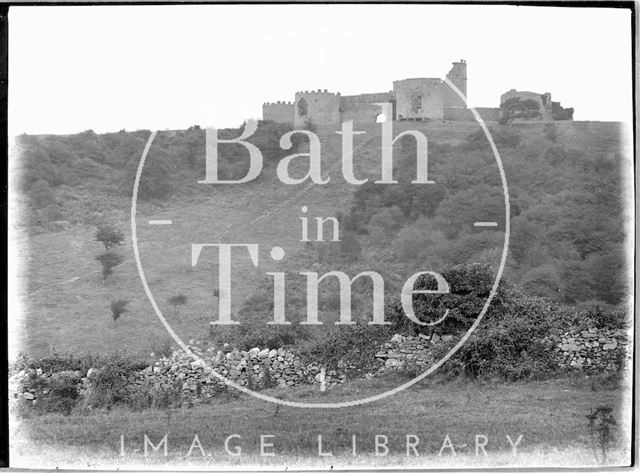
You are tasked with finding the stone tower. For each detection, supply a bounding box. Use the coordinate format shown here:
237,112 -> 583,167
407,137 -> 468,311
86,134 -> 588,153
443,59 -> 467,109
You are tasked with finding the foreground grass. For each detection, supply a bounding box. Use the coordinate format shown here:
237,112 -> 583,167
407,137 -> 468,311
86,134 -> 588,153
10,374 -> 632,469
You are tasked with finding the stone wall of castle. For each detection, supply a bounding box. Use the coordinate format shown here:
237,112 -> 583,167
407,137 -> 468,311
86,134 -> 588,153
262,101 -> 294,125
393,78 -> 444,120
339,92 -> 394,123
294,90 -> 341,127
444,106 -> 500,122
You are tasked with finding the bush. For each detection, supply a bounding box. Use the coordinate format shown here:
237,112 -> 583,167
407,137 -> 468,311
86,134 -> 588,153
122,377 -> 182,410
96,252 -> 123,280
168,294 -> 188,316
110,299 -> 130,321
392,217 -> 447,264
78,352 -> 149,410
95,224 -> 125,251
427,290 -> 625,381
296,322 -> 393,379
12,352 -> 149,414
121,150 -> 173,200
386,263 -> 505,337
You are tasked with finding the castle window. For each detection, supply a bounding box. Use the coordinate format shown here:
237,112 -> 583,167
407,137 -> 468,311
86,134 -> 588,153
411,95 -> 422,114
298,98 -> 308,117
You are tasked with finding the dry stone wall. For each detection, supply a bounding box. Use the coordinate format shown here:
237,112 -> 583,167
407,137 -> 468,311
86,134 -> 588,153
374,328 -> 630,374
10,327 -> 630,409
551,327 -> 629,372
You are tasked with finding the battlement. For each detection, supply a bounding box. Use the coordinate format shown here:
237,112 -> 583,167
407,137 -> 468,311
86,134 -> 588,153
262,100 -> 295,125
295,89 -> 341,97
263,101 -> 294,106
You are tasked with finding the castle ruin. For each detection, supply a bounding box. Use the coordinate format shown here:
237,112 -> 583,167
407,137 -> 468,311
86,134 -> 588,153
263,59 -> 573,126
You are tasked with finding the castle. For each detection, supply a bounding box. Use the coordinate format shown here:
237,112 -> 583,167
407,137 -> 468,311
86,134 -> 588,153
262,60 -> 573,126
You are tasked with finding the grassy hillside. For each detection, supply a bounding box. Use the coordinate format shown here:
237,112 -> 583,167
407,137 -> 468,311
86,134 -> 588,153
9,120 -> 631,357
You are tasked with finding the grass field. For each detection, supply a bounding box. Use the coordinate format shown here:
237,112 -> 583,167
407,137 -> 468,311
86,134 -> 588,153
10,374 -> 631,469
9,120 -> 630,358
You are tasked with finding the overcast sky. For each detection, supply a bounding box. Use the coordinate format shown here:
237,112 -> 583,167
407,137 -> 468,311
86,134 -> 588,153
9,4 -> 633,135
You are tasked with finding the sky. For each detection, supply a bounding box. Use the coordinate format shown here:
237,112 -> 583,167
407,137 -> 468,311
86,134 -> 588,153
9,4 -> 633,135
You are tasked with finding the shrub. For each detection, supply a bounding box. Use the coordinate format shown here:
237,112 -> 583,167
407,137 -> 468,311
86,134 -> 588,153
392,217 -> 447,264
110,299 -> 130,321
125,377 -> 182,410
96,252 -> 123,280
121,150 -> 173,200
576,305 -> 628,331
79,352 -> 148,410
168,294 -> 188,316
12,352 -> 149,414
385,263 -> 505,337
95,224 -> 125,251
586,405 -> 618,465
431,290 -> 562,380
296,321 -> 393,379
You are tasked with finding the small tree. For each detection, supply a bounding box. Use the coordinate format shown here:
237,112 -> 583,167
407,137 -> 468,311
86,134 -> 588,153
110,299 -> 130,321
586,405 -> 617,465
95,224 -> 125,251
168,294 -> 188,316
96,252 -> 123,280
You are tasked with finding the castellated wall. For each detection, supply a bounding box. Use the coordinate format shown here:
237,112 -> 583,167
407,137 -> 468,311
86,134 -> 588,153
339,92 -> 394,124
294,90 -> 341,128
393,78 -> 444,120
262,101 -> 294,125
